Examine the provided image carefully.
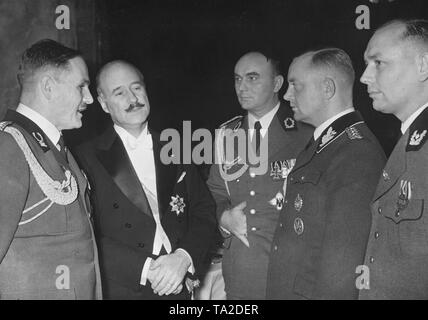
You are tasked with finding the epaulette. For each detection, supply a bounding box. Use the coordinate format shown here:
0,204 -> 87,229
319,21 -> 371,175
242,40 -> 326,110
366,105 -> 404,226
0,121 -> 13,131
346,125 -> 363,140
406,106 -> 428,152
219,115 -> 244,131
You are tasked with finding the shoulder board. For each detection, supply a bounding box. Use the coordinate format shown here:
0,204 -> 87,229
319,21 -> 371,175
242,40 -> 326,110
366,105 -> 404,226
219,115 -> 244,130
345,125 -> 363,141
0,121 -> 13,131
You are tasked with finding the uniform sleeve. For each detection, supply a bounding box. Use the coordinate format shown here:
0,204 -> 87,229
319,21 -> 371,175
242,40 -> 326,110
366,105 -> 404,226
318,140 -> 386,299
177,164 -> 217,276
0,132 -> 30,264
206,162 -> 232,221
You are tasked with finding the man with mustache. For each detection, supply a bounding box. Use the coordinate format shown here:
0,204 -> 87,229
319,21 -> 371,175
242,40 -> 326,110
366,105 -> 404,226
360,19 -> 428,299
207,51 -> 313,299
266,48 -> 385,299
75,60 -> 216,299
0,39 -> 102,299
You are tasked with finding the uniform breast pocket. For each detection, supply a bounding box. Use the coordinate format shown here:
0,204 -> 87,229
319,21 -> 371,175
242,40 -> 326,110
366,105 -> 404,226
16,202 -> 68,236
291,170 -> 322,186
389,199 -> 428,256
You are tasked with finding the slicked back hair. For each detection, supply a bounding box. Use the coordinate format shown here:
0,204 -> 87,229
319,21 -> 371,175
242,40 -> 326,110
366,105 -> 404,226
306,47 -> 355,87
17,39 -> 81,87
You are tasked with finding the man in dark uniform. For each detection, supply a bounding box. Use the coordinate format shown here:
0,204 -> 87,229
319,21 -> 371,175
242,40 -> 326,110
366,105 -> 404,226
207,51 -> 313,299
360,19 -> 428,299
0,39 -> 102,299
266,48 -> 386,299
75,60 -> 216,299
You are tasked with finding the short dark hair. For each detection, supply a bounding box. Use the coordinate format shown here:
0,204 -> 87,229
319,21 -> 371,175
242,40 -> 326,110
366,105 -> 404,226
17,39 -> 81,87
307,47 -> 355,86
377,19 -> 428,49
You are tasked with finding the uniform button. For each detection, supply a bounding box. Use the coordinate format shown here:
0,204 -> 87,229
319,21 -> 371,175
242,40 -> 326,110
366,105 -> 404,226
374,232 -> 380,239
138,243 -> 145,248
395,211 -> 400,217
274,245 -> 278,251
251,227 -> 257,232
125,223 -> 132,229
290,177 -> 294,182
378,207 -> 382,214
285,200 -> 288,204
250,172 -> 256,178
250,209 -> 256,215
250,191 -> 255,196
236,179 -> 240,183
301,176 -> 305,181
279,223 -> 283,228
369,256 -> 375,263
113,203 -> 119,209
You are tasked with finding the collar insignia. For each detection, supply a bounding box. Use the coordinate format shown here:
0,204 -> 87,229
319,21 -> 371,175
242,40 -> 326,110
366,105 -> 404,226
284,117 -> 295,129
409,130 -> 427,146
32,131 -> 48,148
319,127 -> 337,148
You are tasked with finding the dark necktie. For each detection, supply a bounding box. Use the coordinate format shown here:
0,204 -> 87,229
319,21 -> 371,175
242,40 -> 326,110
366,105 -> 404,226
254,121 -> 262,154
57,135 -> 67,160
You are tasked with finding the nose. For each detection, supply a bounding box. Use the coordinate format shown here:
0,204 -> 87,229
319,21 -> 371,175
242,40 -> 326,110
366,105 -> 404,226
283,85 -> 293,102
360,65 -> 373,85
129,90 -> 138,104
83,87 -> 94,105
237,79 -> 247,92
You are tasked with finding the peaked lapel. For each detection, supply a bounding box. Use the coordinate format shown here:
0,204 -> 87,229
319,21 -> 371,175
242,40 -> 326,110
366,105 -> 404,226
95,126 -> 152,217
151,131 -> 177,218
3,109 -> 68,180
373,130 -> 408,201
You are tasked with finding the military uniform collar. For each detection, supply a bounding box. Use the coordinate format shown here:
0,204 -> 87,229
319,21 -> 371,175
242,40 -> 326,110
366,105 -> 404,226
401,102 -> 428,135
406,105 -> 428,152
16,103 -> 61,147
247,103 -> 280,133
314,108 -> 354,141
4,107 -> 58,153
276,103 -> 297,131
316,111 -> 363,153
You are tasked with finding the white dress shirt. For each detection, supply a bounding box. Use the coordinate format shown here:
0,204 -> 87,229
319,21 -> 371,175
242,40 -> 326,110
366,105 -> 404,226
314,108 -> 355,141
16,103 -> 61,148
401,102 -> 428,135
248,102 -> 280,140
114,124 -> 193,286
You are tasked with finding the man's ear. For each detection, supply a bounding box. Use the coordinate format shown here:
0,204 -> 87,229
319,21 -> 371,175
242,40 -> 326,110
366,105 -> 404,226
323,77 -> 336,100
39,75 -> 55,100
417,52 -> 428,82
97,94 -> 110,114
273,75 -> 284,93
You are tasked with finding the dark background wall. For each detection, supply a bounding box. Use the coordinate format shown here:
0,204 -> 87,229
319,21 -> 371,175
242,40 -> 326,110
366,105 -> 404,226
2,0 -> 428,156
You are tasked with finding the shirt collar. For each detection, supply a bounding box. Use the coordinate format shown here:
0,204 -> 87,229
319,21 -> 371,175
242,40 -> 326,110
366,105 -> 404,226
16,103 -> 61,146
248,102 -> 280,130
114,123 -> 152,149
314,108 -> 354,141
401,102 -> 428,135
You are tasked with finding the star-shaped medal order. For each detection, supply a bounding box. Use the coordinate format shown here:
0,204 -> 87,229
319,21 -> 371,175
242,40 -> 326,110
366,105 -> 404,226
170,195 -> 186,215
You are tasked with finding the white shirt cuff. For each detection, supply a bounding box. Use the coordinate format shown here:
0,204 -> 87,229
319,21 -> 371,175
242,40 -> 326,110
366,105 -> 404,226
140,257 -> 153,286
175,248 -> 195,274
